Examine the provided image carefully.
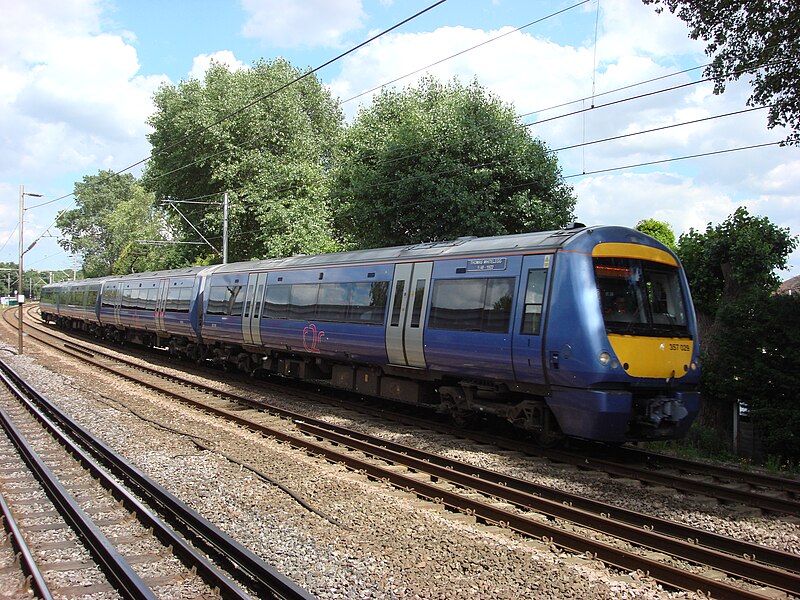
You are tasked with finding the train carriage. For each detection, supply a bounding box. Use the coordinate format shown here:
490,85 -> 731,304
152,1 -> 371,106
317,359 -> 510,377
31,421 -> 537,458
40,278 -> 106,330
97,266 -> 214,351
39,225 -> 701,444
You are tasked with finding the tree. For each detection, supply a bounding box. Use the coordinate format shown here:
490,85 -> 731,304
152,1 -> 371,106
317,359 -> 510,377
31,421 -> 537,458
57,171 -> 168,277
330,76 -> 576,249
677,208 -> 798,447
728,293 -> 800,461
643,0 -> 800,145
635,218 -> 677,251
678,207 -> 795,317
143,59 -> 344,263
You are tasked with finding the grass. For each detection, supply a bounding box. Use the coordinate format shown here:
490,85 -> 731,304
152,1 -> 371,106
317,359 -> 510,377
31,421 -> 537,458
642,424 -> 800,477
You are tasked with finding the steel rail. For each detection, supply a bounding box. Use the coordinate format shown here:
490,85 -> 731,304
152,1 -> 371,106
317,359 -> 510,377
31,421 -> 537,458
12,308 -> 800,596
294,416 -> 800,573
612,446 -> 800,497
23,337 -> 772,599
17,306 -> 800,501
277,424 -> 772,598
521,446 -> 800,517
0,392 -> 157,599
0,357 -> 314,600
295,418 -> 800,596
19,307 -> 800,513
0,491 -> 53,599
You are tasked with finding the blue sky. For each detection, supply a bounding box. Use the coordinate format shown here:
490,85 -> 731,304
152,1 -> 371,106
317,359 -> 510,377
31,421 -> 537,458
1,0 -> 798,281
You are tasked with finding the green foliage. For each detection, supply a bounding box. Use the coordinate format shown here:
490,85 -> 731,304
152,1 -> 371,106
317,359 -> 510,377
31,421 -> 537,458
0,262 -> 77,299
644,423 -> 737,462
56,171 -> 168,277
143,59 -> 344,262
635,218 -> 677,251
676,208 -> 799,460
744,294 -> 800,460
330,76 -> 576,249
703,295 -> 800,461
678,207 -> 796,316
643,0 -> 800,145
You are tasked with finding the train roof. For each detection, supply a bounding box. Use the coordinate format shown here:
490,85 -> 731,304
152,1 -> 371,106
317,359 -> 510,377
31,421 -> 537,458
41,276 -> 113,290
212,224 -> 594,274
42,225 -> 676,287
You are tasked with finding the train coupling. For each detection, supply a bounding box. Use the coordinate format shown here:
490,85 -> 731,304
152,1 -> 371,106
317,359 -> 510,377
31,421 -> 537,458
643,395 -> 688,426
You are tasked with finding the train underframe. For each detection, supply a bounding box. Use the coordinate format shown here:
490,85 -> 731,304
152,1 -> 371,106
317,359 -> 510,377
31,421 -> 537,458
43,317 -> 694,444
42,315 -> 563,441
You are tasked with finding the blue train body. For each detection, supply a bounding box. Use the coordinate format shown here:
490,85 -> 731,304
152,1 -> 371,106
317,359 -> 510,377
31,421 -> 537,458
39,225 -> 701,443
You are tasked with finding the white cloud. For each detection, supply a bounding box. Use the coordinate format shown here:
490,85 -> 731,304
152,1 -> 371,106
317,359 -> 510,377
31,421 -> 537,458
595,0 -> 704,61
0,1 -> 165,178
325,4 -> 800,277
188,50 -> 247,81
0,0 -> 168,265
1,0 -> 797,278
330,25 -> 593,122
240,0 -> 366,47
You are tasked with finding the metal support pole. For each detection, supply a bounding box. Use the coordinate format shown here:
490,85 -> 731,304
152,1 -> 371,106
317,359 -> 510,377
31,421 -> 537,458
223,192 -> 229,265
17,186 -> 42,356
18,185 -> 24,355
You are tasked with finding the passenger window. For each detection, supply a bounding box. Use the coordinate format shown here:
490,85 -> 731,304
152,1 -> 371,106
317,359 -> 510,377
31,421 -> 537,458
390,280 -> 405,327
409,279 -> 426,328
429,277 -> 514,333
264,285 -> 290,319
288,284 -> 319,320
484,278 -> 514,333
253,284 -> 264,318
521,269 -> 547,335
316,283 -> 351,322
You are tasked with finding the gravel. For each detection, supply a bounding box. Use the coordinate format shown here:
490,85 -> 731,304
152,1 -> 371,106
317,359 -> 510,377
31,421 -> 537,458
5,330 -> 792,599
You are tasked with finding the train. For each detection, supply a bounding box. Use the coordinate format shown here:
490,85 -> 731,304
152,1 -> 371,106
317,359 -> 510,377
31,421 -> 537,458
39,224 -> 701,444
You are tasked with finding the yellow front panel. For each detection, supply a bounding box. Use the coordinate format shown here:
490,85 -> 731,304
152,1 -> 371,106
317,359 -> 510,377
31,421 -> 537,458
592,242 -> 678,266
607,334 -> 694,378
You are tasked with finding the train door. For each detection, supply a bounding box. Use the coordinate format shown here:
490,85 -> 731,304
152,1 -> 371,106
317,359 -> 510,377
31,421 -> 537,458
512,254 -> 553,384
154,278 -> 169,331
112,282 -> 122,327
385,261 -> 433,368
242,272 -> 268,346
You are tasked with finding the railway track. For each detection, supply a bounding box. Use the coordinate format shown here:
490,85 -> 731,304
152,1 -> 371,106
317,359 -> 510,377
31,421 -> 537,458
15,304 -> 800,518
0,355 -> 313,600
7,307 -> 799,598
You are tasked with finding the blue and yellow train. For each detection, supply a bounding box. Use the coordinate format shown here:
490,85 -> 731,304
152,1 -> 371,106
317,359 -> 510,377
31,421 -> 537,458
40,225 -> 701,443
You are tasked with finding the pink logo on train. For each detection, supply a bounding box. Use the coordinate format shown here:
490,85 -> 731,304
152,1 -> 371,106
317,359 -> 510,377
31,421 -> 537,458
303,323 -> 325,353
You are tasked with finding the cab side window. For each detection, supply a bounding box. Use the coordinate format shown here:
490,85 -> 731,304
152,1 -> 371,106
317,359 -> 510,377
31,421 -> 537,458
521,269 -> 547,335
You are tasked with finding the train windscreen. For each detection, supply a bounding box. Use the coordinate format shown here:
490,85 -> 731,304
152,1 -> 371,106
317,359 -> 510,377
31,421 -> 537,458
594,257 -> 690,337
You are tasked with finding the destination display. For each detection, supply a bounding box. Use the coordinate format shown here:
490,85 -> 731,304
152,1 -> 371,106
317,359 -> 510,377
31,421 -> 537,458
466,257 -> 508,271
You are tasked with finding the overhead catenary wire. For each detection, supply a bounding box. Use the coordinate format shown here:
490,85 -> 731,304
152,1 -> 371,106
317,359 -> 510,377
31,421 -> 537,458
29,5 -> 783,212
143,62 -> 722,203
140,102 -> 777,239
279,106 -> 776,198
140,1 -> 597,197
12,5 -> 794,267
17,0 -> 449,256
340,0 -> 591,105
562,141 -> 782,179
186,136 -> 781,243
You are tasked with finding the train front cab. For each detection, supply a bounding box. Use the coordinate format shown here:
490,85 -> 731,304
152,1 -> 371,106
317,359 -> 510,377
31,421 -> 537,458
543,233 -> 701,443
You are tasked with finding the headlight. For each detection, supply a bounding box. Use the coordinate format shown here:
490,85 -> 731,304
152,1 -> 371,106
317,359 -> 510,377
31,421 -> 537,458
599,351 -> 612,366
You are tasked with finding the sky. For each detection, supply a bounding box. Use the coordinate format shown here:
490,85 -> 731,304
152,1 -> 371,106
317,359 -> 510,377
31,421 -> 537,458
1,0 -> 798,284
